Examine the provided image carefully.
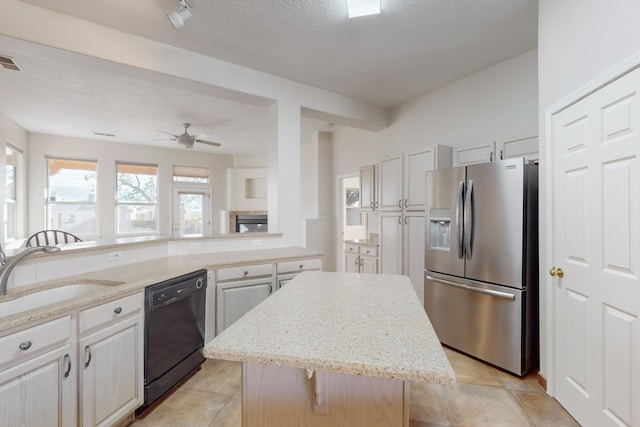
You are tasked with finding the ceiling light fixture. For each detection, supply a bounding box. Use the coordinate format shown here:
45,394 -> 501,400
346,0 -> 380,18
168,0 -> 192,30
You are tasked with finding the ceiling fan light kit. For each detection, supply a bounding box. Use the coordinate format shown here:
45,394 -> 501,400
168,0 -> 192,30
158,123 -> 222,149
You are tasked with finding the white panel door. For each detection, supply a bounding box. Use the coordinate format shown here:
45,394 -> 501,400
552,66 -> 640,427
379,213 -> 403,274
404,149 -> 434,210
378,156 -> 403,210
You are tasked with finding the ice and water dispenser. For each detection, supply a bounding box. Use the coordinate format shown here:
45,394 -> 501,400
429,208 -> 451,251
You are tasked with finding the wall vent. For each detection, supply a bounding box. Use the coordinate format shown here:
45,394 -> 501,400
0,55 -> 21,72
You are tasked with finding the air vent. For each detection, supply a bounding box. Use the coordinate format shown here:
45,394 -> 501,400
0,55 -> 21,72
93,132 -> 115,137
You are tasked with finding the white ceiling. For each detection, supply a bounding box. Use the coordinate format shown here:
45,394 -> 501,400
0,0 -> 538,154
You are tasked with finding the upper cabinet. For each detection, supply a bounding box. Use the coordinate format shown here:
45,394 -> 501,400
359,164 -> 377,212
404,145 -> 453,211
378,155 -> 404,210
453,141 -> 496,166
496,133 -> 539,162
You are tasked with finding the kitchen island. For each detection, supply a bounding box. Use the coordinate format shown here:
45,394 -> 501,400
203,271 -> 455,427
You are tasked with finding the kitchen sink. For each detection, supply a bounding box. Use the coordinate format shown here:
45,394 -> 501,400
0,283 -> 120,317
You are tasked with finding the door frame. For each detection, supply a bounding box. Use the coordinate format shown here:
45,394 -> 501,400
336,173 -> 367,272
543,50 -> 640,396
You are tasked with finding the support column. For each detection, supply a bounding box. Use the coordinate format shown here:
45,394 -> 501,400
267,100 -> 301,245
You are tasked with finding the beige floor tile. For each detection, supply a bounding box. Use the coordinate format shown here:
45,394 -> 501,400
132,388 -> 231,427
447,383 -> 530,427
495,369 -> 546,394
443,348 -> 502,387
512,390 -> 581,426
409,381 -> 452,426
183,359 -> 242,397
209,389 -> 242,427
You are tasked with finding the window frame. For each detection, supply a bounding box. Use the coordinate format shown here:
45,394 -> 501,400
115,161 -> 159,236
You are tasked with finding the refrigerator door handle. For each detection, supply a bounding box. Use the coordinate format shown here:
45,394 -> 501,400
425,275 -> 516,300
464,179 -> 474,259
456,181 -> 464,258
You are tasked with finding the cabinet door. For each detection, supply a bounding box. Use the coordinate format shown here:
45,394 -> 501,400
378,156 -> 403,210
496,134 -> 538,162
359,165 -> 376,211
453,141 -> 496,166
344,252 -> 360,273
277,274 -> 297,290
360,256 -> 378,274
405,146 -> 453,211
80,315 -> 143,427
0,344 -> 76,427
379,213 -> 403,274
404,213 -> 426,305
216,279 -> 273,334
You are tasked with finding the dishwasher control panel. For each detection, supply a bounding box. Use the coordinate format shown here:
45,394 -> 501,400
146,269 -> 207,311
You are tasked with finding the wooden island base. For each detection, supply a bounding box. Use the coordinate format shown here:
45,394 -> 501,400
242,362 -> 409,427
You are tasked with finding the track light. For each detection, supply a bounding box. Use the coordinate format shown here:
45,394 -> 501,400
168,0 -> 192,30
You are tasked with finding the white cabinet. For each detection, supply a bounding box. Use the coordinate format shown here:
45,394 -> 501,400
377,155 -> 404,211
78,293 -> 144,427
343,243 -> 378,274
276,258 -> 322,290
379,213 -> 403,275
216,278 -> 273,335
404,145 -> 453,211
359,164 -> 376,212
0,316 -> 76,427
453,141 -> 496,166
496,133 -> 538,162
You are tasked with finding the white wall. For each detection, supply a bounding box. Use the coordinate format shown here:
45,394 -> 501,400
538,0 -> 640,391
333,49 -> 538,177
28,133 -> 234,241
0,113 -> 28,243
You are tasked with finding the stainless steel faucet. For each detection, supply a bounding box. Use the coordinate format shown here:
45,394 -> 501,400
0,244 -> 62,295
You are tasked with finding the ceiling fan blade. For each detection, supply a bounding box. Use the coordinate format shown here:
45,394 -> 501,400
195,139 -> 222,147
152,137 -> 176,141
155,130 -> 179,137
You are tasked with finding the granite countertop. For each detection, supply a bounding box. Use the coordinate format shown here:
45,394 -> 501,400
343,238 -> 379,247
0,246 -> 322,334
203,271 -> 455,384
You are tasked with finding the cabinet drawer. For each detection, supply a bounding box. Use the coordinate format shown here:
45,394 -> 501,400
360,246 -> 378,257
345,244 -> 360,253
277,258 -> 323,274
216,264 -> 273,282
0,315 -> 71,367
78,292 -> 143,334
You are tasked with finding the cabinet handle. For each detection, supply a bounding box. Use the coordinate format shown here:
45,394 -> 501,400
398,216 -> 402,225
490,151 -> 494,162
269,283 -> 273,294
299,264 -> 303,269
19,341 -> 32,351
370,202 -> 374,208
500,149 -> 504,160
375,201 -> 379,208
84,345 -> 92,368
64,354 -> 72,378
114,307 -> 122,314
404,216 -> 408,225
398,199 -> 402,209
244,270 -> 249,276
404,198 -> 408,209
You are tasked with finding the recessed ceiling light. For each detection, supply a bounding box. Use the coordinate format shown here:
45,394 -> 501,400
346,0 -> 380,18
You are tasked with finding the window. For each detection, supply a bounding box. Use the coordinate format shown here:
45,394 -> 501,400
116,162 -> 158,235
4,146 -> 19,240
172,165 -> 209,184
46,157 -> 98,237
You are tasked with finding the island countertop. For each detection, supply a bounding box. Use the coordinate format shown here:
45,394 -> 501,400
203,271 -> 455,384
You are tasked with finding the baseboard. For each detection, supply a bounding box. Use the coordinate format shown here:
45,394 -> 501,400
537,372 -> 547,390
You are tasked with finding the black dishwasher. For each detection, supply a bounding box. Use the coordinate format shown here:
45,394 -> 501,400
140,269 -> 207,411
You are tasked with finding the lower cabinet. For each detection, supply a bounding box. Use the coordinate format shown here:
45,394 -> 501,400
216,278 -> 273,335
344,243 -> 378,274
0,339 -> 76,427
79,315 -> 143,427
0,292 -> 144,427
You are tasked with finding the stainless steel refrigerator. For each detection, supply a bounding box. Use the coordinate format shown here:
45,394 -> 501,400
424,158 -> 538,376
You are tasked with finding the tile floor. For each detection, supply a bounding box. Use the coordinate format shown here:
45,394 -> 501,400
131,347 -> 580,427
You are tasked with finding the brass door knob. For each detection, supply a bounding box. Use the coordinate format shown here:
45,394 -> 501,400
549,267 -> 564,278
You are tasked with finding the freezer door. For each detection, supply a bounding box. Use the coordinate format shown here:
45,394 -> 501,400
424,271 -> 533,375
464,158 -> 526,288
424,166 -> 465,277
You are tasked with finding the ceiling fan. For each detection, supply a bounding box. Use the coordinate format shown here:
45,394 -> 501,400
157,123 -> 222,149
